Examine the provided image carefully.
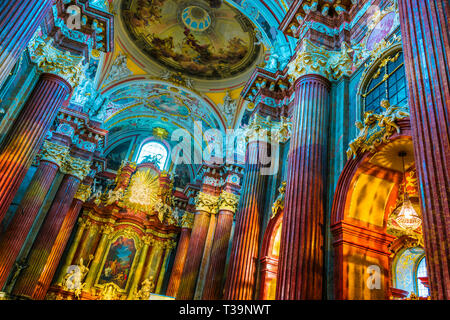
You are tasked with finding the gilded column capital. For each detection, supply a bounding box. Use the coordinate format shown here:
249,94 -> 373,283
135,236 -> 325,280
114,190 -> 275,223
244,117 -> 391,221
142,235 -> 153,246
288,39 -> 353,82
74,183 -> 92,202
245,114 -> 273,144
40,140 -> 70,167
101,225 -> 114,235
218,191 -> 240,214
28,37 -> 85,89
77,217 -> 91,229
180,212 -> 195,229
195,192 -> 219,215
271,117 -> 292,144
61,156 -> 92,181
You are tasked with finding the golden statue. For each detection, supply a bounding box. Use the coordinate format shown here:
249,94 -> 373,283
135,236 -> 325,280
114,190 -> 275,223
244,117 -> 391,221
134,277 -> 155,300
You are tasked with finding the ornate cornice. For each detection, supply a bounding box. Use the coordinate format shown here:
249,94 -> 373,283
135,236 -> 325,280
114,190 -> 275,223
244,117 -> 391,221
218,191 -> 240,213
28,37 -> 85,89
61,156 -> 92,181
195,192 -> 219,215
40,140 -> 70,167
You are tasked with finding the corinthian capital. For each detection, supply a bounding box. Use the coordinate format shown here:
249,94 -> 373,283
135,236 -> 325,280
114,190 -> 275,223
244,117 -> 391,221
218,191 -> 240,213
28,36 -> 85,89
40,140 -> 70,167
61,156 -> 92,181
195,192 -> 219,215
180,212 -> 195,229
288,39 -> 353,82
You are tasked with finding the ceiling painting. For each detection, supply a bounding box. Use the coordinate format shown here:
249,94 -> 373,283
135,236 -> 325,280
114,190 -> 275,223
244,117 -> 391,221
121,0 -> 261,80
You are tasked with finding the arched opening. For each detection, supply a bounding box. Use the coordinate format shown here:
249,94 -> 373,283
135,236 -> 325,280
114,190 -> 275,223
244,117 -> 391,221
331,118 -> 427,300
136,141 -> 169,171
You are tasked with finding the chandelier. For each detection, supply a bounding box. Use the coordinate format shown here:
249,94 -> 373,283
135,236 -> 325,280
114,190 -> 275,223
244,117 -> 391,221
393,151 -> 422,230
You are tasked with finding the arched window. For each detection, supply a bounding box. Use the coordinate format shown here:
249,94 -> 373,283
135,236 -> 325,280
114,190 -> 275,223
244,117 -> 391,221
362,51 -> 408,113
393,247 -> 429,298
137,141 -> 168,170
416,256 -> 429,297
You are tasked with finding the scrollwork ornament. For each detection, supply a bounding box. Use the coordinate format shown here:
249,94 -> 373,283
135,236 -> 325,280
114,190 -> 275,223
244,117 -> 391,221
40,140 -> 70,167
74,184 -> 92,202
346,100 -> 410,159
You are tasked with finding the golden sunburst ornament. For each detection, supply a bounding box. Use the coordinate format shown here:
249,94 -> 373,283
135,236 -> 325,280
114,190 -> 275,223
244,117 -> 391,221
122,169 -> 160,215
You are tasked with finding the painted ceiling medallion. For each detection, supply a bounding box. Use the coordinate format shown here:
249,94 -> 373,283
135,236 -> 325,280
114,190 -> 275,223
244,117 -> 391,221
121,0 -> 260,79
182,6 -> 212,32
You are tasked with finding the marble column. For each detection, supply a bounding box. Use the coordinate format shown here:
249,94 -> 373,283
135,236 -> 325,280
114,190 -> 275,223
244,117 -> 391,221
166,213 -> 194,297
203,191 -> 239,300
0,0 -> 53,87
276,74 -> 330,300
0,74 -> 72,224
224,137 -> 270,299
12,156 -> 91,299
177,192 -> 219,299
0,141 -> 69,289
398,0 -> 450,299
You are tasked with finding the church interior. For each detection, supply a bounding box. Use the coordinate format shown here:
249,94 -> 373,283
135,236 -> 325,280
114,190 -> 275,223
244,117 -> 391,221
0,0 -> 448,301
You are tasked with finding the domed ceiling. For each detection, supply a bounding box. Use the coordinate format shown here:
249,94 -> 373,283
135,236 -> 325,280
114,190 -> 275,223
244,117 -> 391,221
121,0 -> 261,80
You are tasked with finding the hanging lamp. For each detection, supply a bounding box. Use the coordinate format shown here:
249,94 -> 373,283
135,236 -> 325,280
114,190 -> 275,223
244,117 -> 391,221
393,151 -> 422,230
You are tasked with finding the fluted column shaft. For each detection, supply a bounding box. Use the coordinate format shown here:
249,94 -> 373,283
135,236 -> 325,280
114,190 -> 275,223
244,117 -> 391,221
276,74 -> 330,300
13,174 -> 82,299
0,0 -> 53,87
166,227 -> 192,297
156,245 -> 173,294
203,209 -> 234,299
177,210 -> 211,299
398,0 -> 450,299
128,238 -> 151,299
224,141 -> 269,300
0,73 -> 71,224
0,160 -> 59,289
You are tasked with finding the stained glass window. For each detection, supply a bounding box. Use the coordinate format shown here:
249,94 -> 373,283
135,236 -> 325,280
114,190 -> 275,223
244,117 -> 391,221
137,141 -> 168,170
363,51 -> 408,113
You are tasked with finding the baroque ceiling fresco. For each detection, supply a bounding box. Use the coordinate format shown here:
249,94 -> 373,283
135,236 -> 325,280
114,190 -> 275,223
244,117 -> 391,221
104,81 -> 222,136
121,0 -> 261,79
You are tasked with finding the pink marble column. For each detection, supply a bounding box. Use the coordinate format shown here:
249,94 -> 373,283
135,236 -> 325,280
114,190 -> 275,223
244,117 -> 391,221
202,207 -> 235,299
166,219 -> 192,297
398,0 -> 450,299
276,74 -> 330,300
176,208 -> 212,300
0,0 -> 53,87
12,172 -> 85,299
0,73 -> 72,224
223,141 -> 269,300
0,159 -> 59,289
